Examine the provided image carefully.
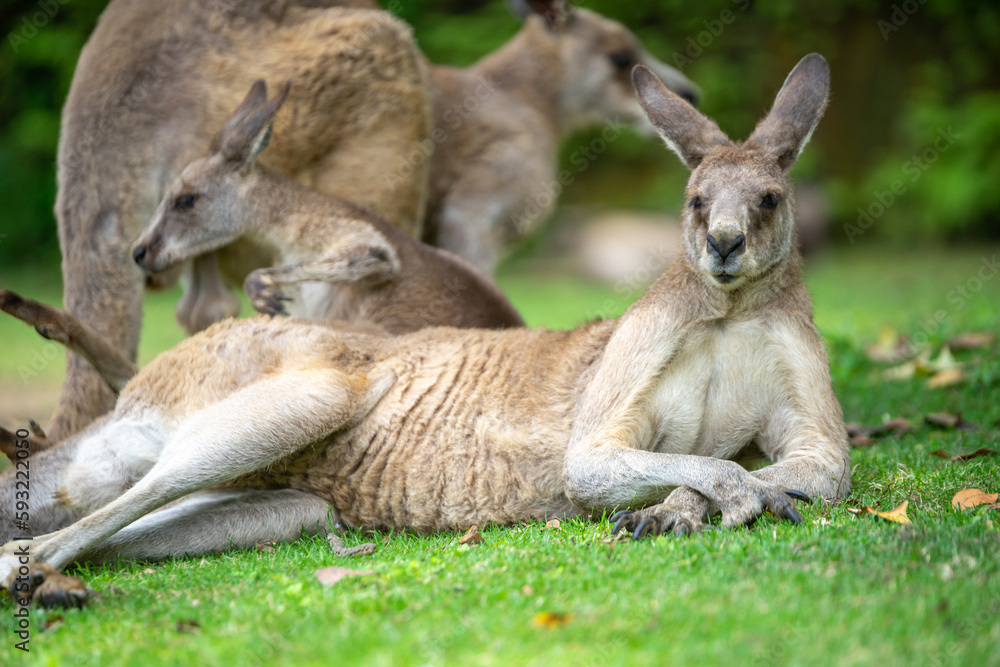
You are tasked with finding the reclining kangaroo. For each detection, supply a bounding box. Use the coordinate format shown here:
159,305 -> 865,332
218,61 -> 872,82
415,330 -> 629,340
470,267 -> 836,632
47,0 -> 431,442
131,80 -> 523,332
423,0 -> 699,272
1,54 -> 849,609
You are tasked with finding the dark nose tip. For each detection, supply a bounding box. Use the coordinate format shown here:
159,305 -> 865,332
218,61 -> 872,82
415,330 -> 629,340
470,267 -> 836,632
707,234 -> 745,262
680,89 -> 698,108
133,245 -> 147,266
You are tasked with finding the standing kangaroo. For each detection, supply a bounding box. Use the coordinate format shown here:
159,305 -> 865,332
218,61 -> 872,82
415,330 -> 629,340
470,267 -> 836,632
131,80 -> 523,332
1,55 -> 849,609
48,0 -> 432,442
422,0 -> 700,272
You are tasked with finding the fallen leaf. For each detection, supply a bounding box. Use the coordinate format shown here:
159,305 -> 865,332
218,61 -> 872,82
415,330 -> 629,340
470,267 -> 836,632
849,434 -> 874,448
175,619 -> 201,634
40,615 -> 64,632
255,542 -> 275,553
927,367 -> 964,389
327,533 -> 377,558
458,525 -> 484,545
925,412 -> 960,428
532,611 -> 574,629
865,328 -> 916,363
542,519 -> 561,530
315,566 -> 374,586
846,506 -> 875,515
930,449 -> 951,459
947,332 -> 995,350
521,585 -> 534,596
845,418 -> 912,441
139,568 -> 156,575
887,346 -> 963,383
875,500 -> 912,525
950,448 -> 996,462
951,488 -> 999,510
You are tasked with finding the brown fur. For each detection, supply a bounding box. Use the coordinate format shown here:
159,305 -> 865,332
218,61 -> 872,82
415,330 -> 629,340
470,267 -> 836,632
50,0 -> 432,441
0,54 -> 849,607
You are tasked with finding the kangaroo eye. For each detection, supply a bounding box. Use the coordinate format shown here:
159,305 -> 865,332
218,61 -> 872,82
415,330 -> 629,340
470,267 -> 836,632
761,193 -> 780,210
608,50 -> 634,71
690,196 -> 703,210
175,193 -> 199,210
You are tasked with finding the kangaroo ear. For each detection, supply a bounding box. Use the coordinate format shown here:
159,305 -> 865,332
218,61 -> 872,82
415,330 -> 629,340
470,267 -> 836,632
214,81 -> 291,168
633,64 -> 730,170
746,53 -> 830,171
508,0 -> 571,31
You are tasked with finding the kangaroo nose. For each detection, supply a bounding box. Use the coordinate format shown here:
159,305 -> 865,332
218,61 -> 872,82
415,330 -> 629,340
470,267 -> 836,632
133,245 -> 148,266
707,234 -> 745,262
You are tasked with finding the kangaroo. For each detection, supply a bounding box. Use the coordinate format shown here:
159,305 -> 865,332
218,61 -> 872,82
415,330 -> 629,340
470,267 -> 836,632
47,0 -> 432,442
421,0 -> 700,272
1,55 -> 849,609
131,81 -> 523,333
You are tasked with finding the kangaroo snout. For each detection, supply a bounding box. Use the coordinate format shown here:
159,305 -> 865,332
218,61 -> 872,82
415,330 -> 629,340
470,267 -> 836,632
133,245 -> 148,266
706,233 -> 745,263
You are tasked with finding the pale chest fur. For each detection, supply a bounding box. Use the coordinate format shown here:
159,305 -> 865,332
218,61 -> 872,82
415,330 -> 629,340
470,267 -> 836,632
646,317 -> 792,459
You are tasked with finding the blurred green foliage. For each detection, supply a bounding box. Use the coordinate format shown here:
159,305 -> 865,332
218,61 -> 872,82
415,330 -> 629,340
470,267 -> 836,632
0,0 -> 998,268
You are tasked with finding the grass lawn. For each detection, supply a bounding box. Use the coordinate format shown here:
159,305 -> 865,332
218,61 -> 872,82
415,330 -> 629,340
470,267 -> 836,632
0,244 -> 998,666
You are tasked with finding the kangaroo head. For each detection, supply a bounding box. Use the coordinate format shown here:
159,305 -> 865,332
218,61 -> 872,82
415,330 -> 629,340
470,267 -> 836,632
634,53 -> 829,290
132,80 -> 290,273
509,0 -> 698,133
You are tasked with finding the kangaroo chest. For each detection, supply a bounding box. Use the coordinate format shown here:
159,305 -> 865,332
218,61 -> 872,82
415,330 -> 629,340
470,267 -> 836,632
647,320 -> 785,458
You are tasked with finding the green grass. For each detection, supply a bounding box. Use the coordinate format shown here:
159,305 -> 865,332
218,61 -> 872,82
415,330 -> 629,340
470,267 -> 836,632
1,245 -> 999,666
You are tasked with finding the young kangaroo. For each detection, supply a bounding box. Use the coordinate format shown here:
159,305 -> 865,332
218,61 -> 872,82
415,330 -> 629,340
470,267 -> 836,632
131,81 -> 523,333
47,0 -> 432,442
1,55 -> 849,609
422,0 -> 700,272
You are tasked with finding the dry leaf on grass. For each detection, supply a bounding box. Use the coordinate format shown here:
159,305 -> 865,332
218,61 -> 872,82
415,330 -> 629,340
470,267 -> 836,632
875,500 -> 912,524
947,332 -> 995,350
930,449 -> 951,459
846,418 -> 912,447
542,519 -> 561,530
175,619 -> 201,634
458,525 -> 483,545
315,566 -> 374,586
950,448 -> 996,462
255,542 -> 275,553
865,328 -> 916,364
847,501 -> 912,524
951,488 -> 999,510
40,615 -> 64,632
927,367 -> 965,389
532,612 -> 574,629
849,435 -> 874,448
327,533 -> 377,558
886,346 -> 962,383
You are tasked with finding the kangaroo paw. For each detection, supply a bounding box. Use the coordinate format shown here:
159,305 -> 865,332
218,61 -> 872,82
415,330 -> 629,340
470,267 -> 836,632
609,486 -> 711,540
244,272 -> 291,317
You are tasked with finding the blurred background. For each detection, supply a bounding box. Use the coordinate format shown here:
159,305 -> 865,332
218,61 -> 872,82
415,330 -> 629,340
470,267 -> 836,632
0,0 -> 998,424
1,0 -> 999,268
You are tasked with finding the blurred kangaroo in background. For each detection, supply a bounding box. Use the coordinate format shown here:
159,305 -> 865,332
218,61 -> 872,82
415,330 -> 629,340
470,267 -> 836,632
1,54 -> 848,609
422,0 -> 700,272
49,0 -> 431,441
